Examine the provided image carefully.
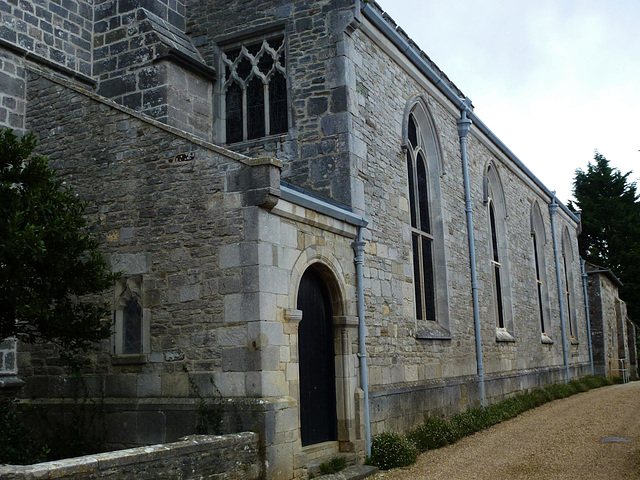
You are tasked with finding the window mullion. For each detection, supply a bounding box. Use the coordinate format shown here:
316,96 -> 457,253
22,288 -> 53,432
264,81 -> 270,136
242,85 -> 248,141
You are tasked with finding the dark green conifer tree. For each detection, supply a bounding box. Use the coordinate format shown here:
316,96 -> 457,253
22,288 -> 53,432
569,152 -> 640,322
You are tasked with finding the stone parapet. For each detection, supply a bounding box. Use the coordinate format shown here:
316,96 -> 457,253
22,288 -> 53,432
0,433 -> 260,480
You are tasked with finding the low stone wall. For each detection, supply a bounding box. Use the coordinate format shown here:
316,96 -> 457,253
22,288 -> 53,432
0,433 -> 260,480
370,364 -> 592,435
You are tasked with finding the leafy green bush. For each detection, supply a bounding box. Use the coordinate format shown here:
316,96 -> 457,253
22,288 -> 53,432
529,387 -> 553,407
569,379 -> 589,393
449,408 -> 492,440
580,375 -> 611,389
545,382 -> 576,399
369,432 -> 417,470
371,375 -> 611,468
406,417 -> 453,452
318,456 -> 347,475
0,398 -> 38,465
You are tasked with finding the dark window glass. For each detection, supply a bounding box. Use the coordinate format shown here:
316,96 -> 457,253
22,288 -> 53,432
237,55 -> 252,80
563,254 -> 573,336
226,82 -> 243,144
422,237 -> 436,321
223,36 -> 288,143
533,233 -> 545,333
408,115 -> 417,147
490,203 -> 499,262
258,49 -> 274,74
417,153 -> 430,233
247,77 -> 265,139
407,151 -> 416,229
269,72 -> 288,135
494,264 -> 505,329
123,298 -> 142,355
412,234 -> 423,321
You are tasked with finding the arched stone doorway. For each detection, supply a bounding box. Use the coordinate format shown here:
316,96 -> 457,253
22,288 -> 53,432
297,265 -> 338,446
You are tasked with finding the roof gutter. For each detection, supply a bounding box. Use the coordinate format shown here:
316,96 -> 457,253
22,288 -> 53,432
361,3 -> 579,223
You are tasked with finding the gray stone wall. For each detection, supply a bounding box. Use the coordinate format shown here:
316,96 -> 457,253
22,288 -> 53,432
0,50 -> 26,133
20,68 -> 277,398
348,15 -> 590,432
93,3 -> 214,140
0,433 -> 260,480
186,0 -> 362,205
0,0 -> 93,75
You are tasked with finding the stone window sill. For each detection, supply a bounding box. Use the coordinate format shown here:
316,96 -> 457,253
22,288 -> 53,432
111,354 -> 148,365
416,321 -> 452,340
227,133 -> 287,150
0,375 -> 24,389
541,333 -> 554,344
495,328 -> 516,342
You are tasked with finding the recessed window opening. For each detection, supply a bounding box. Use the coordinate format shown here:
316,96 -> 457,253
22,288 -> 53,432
222,34 -> 288,143
533,232 -> 546,333
489,199 -> 505,329
563,251 -> 574,338
407,114 -> 436,322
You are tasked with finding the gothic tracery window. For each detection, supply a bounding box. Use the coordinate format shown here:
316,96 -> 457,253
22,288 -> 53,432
407,114 -> 436,323
484,163 -> 514,339
531,202 -> 551,341
222,35 -> 288,143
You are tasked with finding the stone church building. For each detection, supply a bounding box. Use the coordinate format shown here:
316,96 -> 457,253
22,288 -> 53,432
0,0 -> 608,477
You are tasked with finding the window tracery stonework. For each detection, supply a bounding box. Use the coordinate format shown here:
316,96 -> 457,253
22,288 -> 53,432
222,35 -> 288,143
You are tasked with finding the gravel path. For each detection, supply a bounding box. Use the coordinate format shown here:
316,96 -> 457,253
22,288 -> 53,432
373,382 -> 640,480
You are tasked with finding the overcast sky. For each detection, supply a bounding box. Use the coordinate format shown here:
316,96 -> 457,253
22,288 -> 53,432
375,0 -> 640,204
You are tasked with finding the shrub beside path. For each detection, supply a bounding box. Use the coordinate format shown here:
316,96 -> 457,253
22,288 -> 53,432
373,382 -> 640,480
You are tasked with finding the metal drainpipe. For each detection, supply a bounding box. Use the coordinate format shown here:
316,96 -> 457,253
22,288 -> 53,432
457,106 -> 485,408
352,227 -> 371,457
549,196 -> 571,382
581,257 -> 595,375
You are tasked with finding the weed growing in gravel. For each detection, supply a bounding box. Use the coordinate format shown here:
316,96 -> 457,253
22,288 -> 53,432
369,375 -> 613,470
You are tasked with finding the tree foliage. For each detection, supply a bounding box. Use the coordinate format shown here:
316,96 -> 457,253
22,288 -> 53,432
569,152 -> 640,322
0,129 -> 116,359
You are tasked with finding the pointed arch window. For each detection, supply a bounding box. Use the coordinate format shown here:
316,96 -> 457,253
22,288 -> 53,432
562,228 -> 578,341
221,34 -> 288,144
484,163 -> 515,341
407,114 -> 436,323
489,200 -> 505,329
531,203 -> 552,343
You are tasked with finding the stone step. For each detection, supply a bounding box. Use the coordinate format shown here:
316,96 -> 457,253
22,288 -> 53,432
313,465 -> 379,480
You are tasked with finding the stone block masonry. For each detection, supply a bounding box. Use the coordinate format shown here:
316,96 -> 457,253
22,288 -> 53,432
0,50 -> 26,133
0,0 -> 93,76
0,433 -> 260,480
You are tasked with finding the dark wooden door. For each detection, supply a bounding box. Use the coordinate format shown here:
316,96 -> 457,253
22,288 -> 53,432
297,267 -> 337,446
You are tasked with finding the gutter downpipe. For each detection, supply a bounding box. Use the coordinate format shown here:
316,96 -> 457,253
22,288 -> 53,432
457,105 -> 485,408
549,196 -> 571,382
352,227 -> 371,457
581,257 -> 595,375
